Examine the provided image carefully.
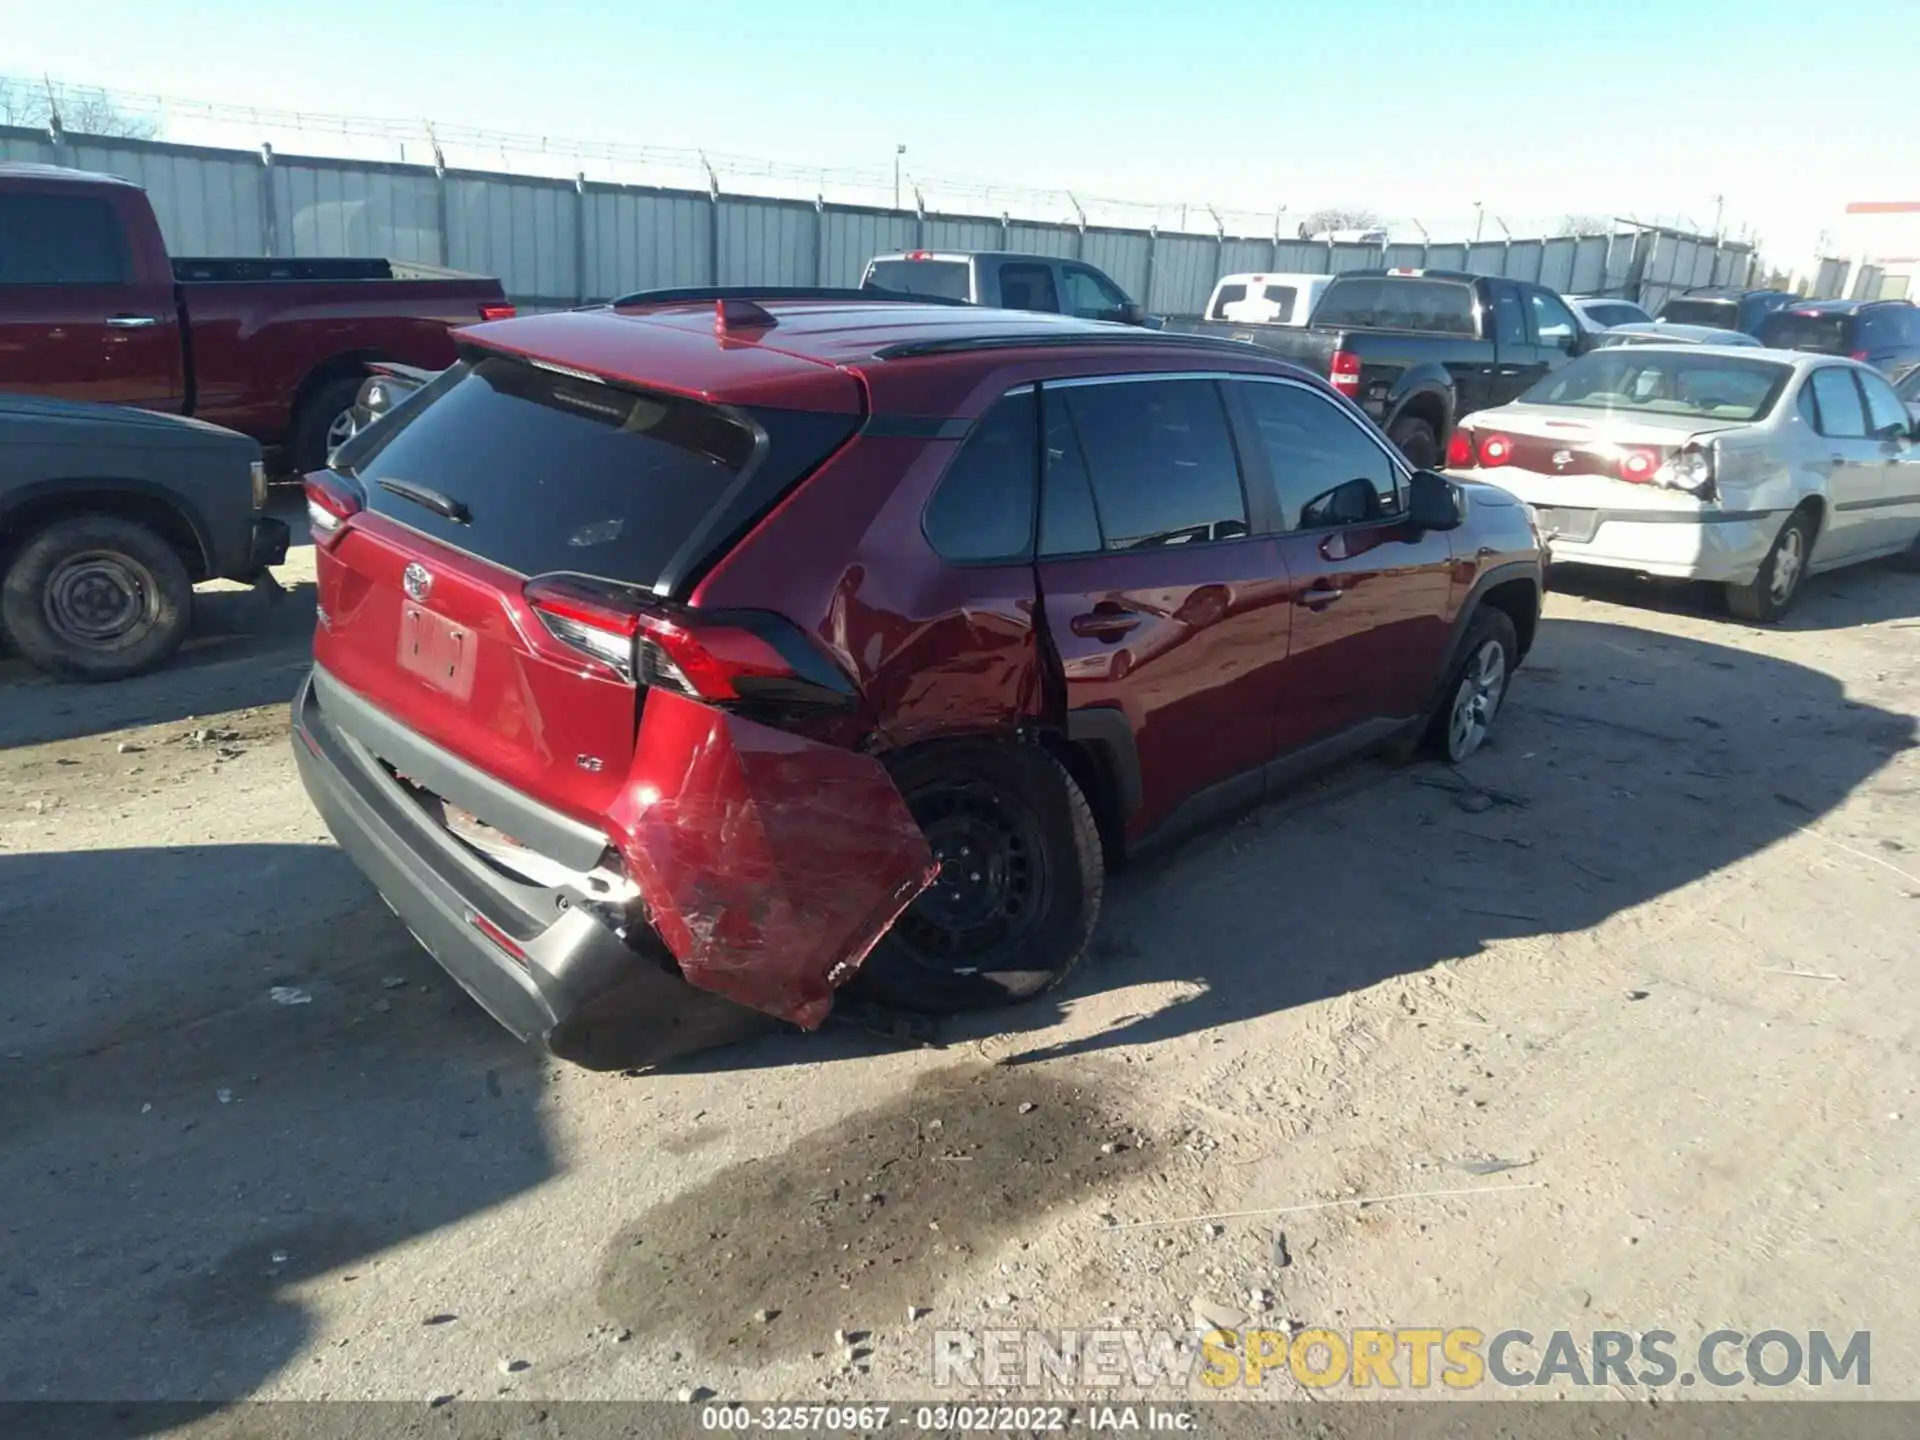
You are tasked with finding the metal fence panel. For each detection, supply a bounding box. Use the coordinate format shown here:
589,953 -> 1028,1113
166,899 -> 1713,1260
584,188 -> 710,298
1149,234 -> 1218,316
1503,240 -> 1545,284
1537,238 -> 1577,291
444,176 -> 575,304
1603,235 -> 1638,296
1465,242 -> 1506,275
1851,264 -> 1884,300
1569,238 -> 1611,293
923,215 -> 1001,252
1425,243 -> 1469,272
1005,223 -> 1076,258
1220,239 -> 1269,276
276,162 -> 441,264
1271,241 -> 1329,272
1327,242 -> 1383,273
1083,230 -> 1150,299
719,198 -> 813,286
1383,243 -> 1426,269
820,209 -> 916,287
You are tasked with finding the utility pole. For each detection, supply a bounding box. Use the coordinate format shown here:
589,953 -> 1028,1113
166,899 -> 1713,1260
894,144 -> 905,211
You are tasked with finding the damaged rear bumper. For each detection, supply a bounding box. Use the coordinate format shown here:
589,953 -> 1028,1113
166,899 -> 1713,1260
291,668 -> 773,1069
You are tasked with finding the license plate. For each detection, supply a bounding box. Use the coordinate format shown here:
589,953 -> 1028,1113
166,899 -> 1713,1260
1533,506 -> 1598,544
398,604 -> 475,699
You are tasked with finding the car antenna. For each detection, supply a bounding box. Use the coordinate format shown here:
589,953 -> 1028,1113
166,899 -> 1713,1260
715,298 -> 778,335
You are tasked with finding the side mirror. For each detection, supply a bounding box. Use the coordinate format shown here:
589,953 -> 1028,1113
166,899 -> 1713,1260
1407,468 -> 1466,532
1121,301 -> 1147,327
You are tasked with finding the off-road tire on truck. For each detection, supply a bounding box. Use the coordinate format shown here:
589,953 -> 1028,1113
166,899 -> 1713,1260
1,514 -> 194,682
288,376 -> 370,477
853,740 -> 1104,1014
1387,415 -> 1440,470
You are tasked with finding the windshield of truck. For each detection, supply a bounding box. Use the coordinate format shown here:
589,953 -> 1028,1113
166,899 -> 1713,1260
1519,350 -> 1791,421
1755,310 -> 1854,356
1311,277 -> 1476,335
864,258 -> 971,301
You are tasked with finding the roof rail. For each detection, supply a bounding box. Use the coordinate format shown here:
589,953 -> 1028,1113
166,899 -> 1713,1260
610,284 -> 970,308
874,329 -> 1288,362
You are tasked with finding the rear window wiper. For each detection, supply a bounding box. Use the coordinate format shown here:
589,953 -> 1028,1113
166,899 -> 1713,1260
377,477 -> 470,524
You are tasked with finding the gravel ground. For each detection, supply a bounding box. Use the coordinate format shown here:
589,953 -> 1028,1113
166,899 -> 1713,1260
3,511 -> 1917,1419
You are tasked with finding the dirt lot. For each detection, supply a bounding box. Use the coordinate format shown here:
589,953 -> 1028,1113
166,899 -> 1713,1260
3,511 -> 1918,1416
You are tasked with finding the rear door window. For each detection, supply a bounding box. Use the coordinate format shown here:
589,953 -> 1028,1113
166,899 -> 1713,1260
0,192 -> 128,284
1660,298 -> 1738,327
1808,367 -> 1869,437
864,258 -> 971,300
1527,289 -> 1580,351
923,391 -> 1037,562
1054,380 -> 1248,549
1312,277 -> 1476,335
351,354 -> 853,590
1857,369 -> 1910,436
1261,284 -> 1300,319
1488,281 -> 1527,346
1061,265 -> 1131,322
998,262 -> 1061,313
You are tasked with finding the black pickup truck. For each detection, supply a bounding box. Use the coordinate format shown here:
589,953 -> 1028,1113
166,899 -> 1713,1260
1165,269 -> 1594,467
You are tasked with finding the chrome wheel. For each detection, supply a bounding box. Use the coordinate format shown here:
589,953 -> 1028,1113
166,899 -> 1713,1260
1447,638 -> 1508,762
325,406 -> 358,453
1769,523 -> 1806,606
42,549 -> 158,648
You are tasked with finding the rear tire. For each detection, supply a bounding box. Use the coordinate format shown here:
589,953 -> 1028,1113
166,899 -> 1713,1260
853,740 -> 1103,1014
1726,507 -> 1814,623
288,375 -> 367,476
1425,608 -> 1518,763
1388,415 -> 1439,470
1,515 -> 193,682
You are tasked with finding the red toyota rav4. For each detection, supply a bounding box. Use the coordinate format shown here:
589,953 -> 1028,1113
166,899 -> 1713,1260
294,288 -> 1542,1068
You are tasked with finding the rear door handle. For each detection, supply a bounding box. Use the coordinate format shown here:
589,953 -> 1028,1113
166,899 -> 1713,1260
1298,586 -> 1345,609
107,314 -> 160,329
1497,366 -> 1523,376
1070,609 -> 1141,639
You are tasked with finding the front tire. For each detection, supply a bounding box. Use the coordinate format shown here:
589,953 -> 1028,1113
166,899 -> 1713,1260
1426,608 -> 1518,763
1,515 -> 194,682
1388,415 -> 1439,470
1726,507 -> 1814,623
853,740 -> 1103,1013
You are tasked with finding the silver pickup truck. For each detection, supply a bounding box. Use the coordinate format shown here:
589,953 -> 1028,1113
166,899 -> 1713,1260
861,250 -> 1159,327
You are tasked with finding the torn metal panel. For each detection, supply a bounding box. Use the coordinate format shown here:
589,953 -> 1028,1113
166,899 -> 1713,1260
608,689 -> 936,1027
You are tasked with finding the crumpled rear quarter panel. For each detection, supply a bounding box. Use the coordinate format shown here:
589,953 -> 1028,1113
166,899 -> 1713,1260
608,689 -> 937,1027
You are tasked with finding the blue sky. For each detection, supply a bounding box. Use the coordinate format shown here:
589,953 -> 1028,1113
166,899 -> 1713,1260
8,0 -> 1914,267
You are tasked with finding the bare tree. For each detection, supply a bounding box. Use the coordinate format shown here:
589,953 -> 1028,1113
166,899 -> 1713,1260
1296,206 -> 1383,238
0,78 -> 160,140
1557,213 -> 1614,236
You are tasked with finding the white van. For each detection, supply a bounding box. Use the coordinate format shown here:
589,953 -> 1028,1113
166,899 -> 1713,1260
1203,272 -> 1333,327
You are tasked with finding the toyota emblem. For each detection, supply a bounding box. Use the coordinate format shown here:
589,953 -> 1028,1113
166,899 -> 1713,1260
402,562 -> 433,601
1551,449 -> 1574,470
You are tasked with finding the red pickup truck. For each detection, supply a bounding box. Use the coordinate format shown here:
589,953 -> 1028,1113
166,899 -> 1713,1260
0,162 -> 512,472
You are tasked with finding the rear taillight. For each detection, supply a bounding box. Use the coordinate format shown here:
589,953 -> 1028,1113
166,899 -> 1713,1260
1850,349 -> 1869,363
1478,432 -> 1514,466
304,472 -> 363,549
1618,447 -> 1661,483
1328,349 -> 1363,397
1445,430 -> 1475,468
479,302 -> 517,322
522,576 -> 853,709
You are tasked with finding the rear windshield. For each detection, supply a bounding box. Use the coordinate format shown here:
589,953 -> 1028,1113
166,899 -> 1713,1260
1520,350 -> 1791,422
1657,298 -> 1737,327
1311,277 -> 1475,335
1262,285 -> 1299,315
1756,310 -> 1854,356
344,354 -> 854,592
1209,283 -> 1249,318
865,258 -> 971,301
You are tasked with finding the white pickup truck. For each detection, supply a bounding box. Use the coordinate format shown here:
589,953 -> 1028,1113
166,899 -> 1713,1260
1203,272 -> 1333,327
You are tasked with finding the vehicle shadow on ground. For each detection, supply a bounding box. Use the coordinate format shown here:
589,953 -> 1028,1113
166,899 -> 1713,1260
671,609 -> 1916,1076
1547,557 -> 1920,630
0,842 -> 554,1417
